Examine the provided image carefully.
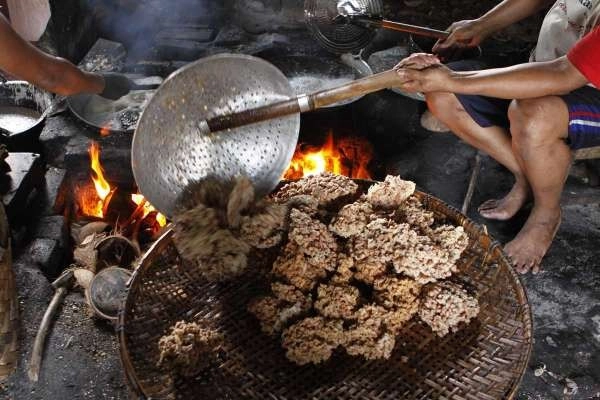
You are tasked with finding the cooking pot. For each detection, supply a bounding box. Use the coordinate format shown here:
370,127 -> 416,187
0,81 -> 54,150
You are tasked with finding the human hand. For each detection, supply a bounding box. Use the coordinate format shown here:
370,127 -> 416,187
394,53 -> 441,71
395,64 -> 455,94
98,72 -> 133,100
432,19 -> 489,57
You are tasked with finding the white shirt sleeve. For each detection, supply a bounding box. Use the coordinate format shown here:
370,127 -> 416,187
6,0 -> 51,42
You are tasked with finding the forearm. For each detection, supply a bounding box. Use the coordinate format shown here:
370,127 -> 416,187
477,0 -> 552,34
36,55 -> 104,96
0,15 -> 103,95
447,58 -> 588,99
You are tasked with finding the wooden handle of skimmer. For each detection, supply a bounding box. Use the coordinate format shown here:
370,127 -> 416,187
206,69 -> 400,133
381,20 -> 449,40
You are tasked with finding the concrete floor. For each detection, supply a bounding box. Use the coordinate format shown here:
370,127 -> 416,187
2,124 -> 599,399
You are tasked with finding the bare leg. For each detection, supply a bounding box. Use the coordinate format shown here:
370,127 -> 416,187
505,97 -> 571,274
426,92 -> 530,220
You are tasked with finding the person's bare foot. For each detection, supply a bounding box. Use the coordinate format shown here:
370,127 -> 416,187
478,180 -> 530,221
504,206 -> 561,274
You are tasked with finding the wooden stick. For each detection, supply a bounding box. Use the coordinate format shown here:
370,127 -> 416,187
206,69 -> 401,133
380,20 -> 449,40
462,152 -> 483,215
28,270 -> 74,382
120,199 -> 147,230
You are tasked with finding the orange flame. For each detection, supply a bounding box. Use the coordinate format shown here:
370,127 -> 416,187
99,126 -> 111,137
78,141 -> 113,218
283,131 -> 373,180
90,142 -> 111,202
131,193 -> 168,227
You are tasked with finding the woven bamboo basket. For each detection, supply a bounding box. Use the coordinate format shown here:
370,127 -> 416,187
0,202 -> 18,381
118,181 -> 533,400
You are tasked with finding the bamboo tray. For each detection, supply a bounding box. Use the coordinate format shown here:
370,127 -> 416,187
118,182 -> 532,400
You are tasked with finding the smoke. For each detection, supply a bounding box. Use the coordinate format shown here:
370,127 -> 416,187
86,0 -> 226,60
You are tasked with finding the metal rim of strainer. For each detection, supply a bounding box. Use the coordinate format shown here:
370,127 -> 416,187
131,53 -> 300,218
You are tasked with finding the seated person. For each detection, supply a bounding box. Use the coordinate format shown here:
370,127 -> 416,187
394,25 -> 600,274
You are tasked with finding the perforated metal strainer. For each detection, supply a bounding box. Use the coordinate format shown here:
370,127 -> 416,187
131,54 -> 300,218
305,0 -> 382,54
305,0 -> 448,54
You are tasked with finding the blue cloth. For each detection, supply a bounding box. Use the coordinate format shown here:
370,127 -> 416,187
448,60 -> 512,129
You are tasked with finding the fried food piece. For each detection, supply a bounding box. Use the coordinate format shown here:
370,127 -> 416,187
282,317 -> 344,365
350,218 -> 417,284
418,282 -> 480,337
366,175 -> 416,210
227,176 -> 255,228
431,225 -> 470,259
271,282 -> 312,307
247,294 -> 310,336
272,243 -> 329,292
172,176 -> 260,281
275,173 -> 359,208
285,194 -> 320,217
353,261 -> 387,285
175,178 -> 231,213
314,284 -> 360,319
344,305 -> 396,360
392,226 -> 468,285
373,277 -> 421,310
272,210 -> 337,290
373,277 -> 421,333
346,331 -> 396,361
396,196 -> 435,231
330,253 -> 355,285
173,204 -> 250,281
288,209 -> 338,266
239,203 -> 287,249
157,321 -> 223,377
247,296 -> 281,336
329,200 -> 373,238
391,237 -> 458,284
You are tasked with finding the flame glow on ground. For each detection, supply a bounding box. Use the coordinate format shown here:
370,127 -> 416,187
283,131 -> 373,180
78,141 -> 167,228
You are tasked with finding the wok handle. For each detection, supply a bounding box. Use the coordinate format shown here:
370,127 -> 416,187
380,20 -> 449,40
206,69 -> 400,133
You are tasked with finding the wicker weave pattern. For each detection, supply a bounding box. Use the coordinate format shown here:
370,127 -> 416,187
0,202 -> 18,381
119,187 -> 532,400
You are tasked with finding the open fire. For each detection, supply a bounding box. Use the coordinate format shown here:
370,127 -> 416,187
76,131 -> 371,230
76,141 -> 167,232
283,131 -> 373,180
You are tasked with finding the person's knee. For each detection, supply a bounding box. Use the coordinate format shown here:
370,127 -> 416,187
425,92 -> 458,119
508,98 -> 560,144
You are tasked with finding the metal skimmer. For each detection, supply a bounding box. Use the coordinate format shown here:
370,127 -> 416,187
305,0 -> 448,54
305,0 -> 382,54
132,54 -> 299,218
